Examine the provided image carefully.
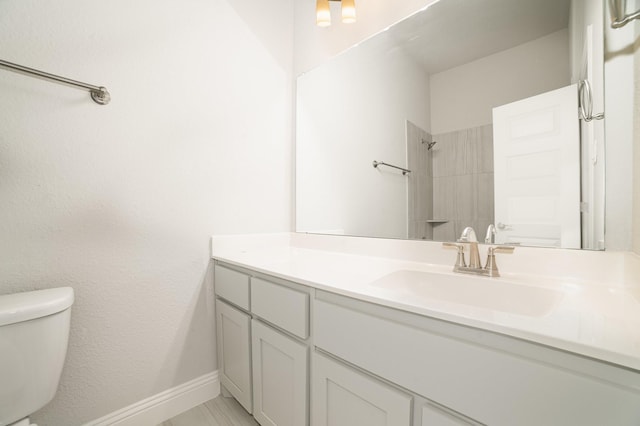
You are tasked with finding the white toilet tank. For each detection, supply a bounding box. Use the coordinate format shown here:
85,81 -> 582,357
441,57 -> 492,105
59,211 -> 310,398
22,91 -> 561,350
0,287 -> 74,426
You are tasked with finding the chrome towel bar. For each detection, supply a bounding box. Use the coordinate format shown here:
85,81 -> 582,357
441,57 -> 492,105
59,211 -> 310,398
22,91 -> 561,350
609,0 -> 640,28
0,59 -> 110,105
372,160 -> 411,175
579,80 -> 604,122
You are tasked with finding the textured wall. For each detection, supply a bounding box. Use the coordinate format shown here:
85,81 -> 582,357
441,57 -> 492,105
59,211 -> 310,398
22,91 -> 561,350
0,0 -> 293,424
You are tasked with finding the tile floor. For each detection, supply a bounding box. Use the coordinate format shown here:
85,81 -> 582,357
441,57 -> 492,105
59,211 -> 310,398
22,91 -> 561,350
159,396 -> 258,426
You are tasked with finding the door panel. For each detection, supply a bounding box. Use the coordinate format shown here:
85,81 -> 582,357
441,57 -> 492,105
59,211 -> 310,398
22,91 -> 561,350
311,352 -> 411,426
493,84 -> 580,248
216,299 -> 252,413
252,319 -> 308,426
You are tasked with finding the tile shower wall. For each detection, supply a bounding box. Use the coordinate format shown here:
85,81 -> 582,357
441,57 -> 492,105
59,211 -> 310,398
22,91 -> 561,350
432,124 -> 494,241
407,120 -> 433,239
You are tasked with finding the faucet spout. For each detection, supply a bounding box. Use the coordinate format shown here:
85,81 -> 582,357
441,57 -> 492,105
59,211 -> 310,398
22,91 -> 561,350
485,224 -> 497,244
458,227 -> 481,269
460,226 -> 477,242
443,226 -> 515,277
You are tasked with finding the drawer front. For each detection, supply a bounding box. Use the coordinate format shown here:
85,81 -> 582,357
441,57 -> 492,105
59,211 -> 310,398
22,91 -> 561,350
251,277 -> 309,339
314,298 -> 640,426
215,264 -> 250,310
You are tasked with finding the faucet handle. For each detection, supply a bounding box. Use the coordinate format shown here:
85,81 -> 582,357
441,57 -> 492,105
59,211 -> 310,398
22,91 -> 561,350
443,242 -> 465,250
484,245 -> 515,277
442,242 -> 467,268
487,245 -> 515,255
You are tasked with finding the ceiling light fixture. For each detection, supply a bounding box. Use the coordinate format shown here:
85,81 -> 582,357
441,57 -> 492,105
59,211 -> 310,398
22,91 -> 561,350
316,0 -> 357,27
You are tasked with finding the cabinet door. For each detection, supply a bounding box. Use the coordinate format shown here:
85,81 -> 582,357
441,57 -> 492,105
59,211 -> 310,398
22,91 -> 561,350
252,320 -> 308,426
216,299 -> 252,413
312,352 -> 411,426
421,403 -> 477,426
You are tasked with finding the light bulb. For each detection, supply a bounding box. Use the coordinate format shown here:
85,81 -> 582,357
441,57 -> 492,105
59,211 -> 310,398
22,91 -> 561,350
341,0 -> 356,23
316,0 -> 331,27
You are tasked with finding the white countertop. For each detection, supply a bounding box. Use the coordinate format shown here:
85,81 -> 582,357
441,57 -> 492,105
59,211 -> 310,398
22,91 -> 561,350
211,232 -> 640,372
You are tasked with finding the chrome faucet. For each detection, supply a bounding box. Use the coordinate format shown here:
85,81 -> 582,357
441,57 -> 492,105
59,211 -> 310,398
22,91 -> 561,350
459,227 -> 481,269
485,224 -> 496,244
442,226 -> 515,277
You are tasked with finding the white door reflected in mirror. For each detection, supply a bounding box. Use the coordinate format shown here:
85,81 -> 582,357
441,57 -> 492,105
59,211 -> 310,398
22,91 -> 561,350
493,84 -> 581,248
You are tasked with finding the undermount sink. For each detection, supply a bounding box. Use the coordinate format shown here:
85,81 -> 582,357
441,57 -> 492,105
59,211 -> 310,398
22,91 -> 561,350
370,270 -> 562,317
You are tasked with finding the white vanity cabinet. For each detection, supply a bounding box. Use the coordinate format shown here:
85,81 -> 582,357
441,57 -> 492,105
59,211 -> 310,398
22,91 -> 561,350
214,260 -> 640,426
214,263 -> 310,426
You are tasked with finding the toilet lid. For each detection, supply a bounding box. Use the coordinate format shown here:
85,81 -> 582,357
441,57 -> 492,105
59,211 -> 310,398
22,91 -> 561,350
0,287 -> 74,326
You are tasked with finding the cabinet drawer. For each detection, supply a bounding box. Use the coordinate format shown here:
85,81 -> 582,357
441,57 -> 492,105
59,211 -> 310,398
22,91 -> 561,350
215,264 -> 250,310
251,277 -> 309,339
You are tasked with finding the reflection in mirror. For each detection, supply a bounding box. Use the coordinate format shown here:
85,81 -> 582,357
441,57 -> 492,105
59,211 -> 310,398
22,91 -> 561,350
296,0 -> 606,249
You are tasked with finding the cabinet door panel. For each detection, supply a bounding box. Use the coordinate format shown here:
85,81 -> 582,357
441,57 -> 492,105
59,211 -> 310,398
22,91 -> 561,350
252,320 -> 308,426
216,299 -> 252,413
312,352 -> 411,426
422,403 -> 475,426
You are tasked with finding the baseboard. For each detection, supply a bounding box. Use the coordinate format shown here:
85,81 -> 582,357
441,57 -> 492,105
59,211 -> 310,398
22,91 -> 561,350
84,371 -> 220,426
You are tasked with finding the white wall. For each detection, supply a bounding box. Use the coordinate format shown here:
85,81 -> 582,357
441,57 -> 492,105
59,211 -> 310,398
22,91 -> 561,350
296,37 -> 430,239
635,13 -> 640,255
604,2 -> 635,251
430,29 -> 571,135
0,0 -> 293,424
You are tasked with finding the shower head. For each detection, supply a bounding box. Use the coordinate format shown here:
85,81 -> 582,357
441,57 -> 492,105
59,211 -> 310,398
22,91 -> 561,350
422,139 -> 437,150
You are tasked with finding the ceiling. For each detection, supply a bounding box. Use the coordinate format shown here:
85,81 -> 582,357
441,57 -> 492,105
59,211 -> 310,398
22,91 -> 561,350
385,0 -> 571,74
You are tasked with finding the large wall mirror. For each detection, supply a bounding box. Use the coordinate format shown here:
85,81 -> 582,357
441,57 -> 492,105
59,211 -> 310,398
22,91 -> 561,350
296,0 -> 613,250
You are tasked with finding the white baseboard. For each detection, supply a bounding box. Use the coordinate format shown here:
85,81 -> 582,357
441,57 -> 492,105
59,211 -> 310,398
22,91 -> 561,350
84,371 -> 220,426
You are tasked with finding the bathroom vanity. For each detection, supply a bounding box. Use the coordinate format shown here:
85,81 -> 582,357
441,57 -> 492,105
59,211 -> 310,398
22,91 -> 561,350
212,233 -> 640,426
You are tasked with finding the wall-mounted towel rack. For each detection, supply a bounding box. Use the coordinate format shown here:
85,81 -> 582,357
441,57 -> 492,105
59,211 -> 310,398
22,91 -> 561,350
609,0 -> 640,28
0,59 -> 110,105
372,160 -> 411,175
579,80 -> 604,122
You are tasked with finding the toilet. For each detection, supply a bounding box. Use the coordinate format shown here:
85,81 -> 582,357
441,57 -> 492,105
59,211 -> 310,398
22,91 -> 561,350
0,287 -> 74,426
